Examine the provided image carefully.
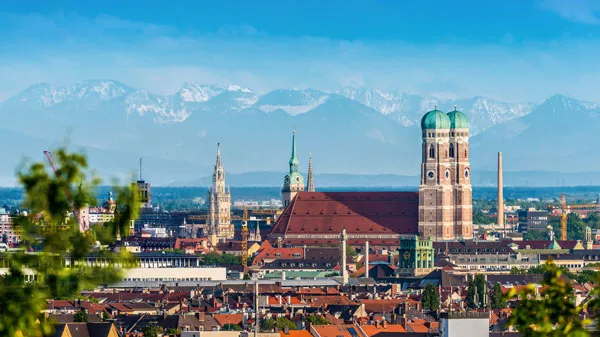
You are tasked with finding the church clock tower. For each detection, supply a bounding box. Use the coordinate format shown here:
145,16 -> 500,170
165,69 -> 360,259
418,106 -> 473,240
447,106 -> 473,239
418,106 -> 454,240
282,130 -> 305,208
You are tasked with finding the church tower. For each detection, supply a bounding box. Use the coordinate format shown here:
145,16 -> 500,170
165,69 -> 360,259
282,130 -> 305,207
306,153 -> 315,192
447,106 -> 473,239
418,106 -> 455,240
207,143 -> 234,240
418,106 -> 473,240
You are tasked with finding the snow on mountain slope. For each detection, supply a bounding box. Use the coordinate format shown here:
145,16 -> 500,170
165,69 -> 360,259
256,89 -> 330,115
14,80 -> 132,108
336,87 -> 535,133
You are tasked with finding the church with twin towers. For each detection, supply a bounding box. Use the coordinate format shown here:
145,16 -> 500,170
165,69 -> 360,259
208,106 -> 472,246
272,106 -> 473,245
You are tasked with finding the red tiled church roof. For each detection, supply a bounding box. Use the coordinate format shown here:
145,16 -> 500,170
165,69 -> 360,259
269,192 -> 418,245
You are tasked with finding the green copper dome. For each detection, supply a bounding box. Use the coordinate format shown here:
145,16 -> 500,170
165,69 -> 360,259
447,109 -> 470,129
421,109 -> 451,130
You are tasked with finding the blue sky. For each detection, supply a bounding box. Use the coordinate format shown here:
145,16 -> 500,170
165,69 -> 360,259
2,0 -> 600,102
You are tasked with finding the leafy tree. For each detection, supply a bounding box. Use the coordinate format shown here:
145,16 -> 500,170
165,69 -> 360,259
585,212 -> 600,229
346,245 -> 358,259
550,213 -> 586,241
490,283 -> 506,310
306,315 -> 331,325
421,283 -> 439,311
473,211 -> 495,225
0,148 -> 139,337
528,263 -> 575,280
261,318 -> 275,331
523,230 -> 548,241
466,275 -> 486,309
142,325 -> 163,337
73,309 -> 88,322
261,317 -> 296,331
510,267 -> 527,275
505,261 -> 592,336
200,252 -> 241,266
222,323 -> 242,331
166,328 -> 181,335
575,269 -> 598,284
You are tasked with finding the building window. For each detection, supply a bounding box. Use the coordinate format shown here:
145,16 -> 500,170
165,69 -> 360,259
449,144 -> 455,158
429,145 -> 435,159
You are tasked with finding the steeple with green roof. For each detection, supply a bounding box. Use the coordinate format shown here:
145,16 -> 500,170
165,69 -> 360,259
282,129 -> 305,207
289,130 -> 299,173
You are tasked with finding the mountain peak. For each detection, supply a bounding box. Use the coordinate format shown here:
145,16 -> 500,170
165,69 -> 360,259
542,94 -> 599,111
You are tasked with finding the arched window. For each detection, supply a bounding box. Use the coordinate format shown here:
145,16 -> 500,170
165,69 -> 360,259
429,144 -> 435,159
449,144 -> 455,158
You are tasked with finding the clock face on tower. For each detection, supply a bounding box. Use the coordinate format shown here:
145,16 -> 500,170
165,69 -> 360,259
404,251 -> 411,260
427,171 -> 435,180
464,168 -> 470,179
296,177 -> 300,182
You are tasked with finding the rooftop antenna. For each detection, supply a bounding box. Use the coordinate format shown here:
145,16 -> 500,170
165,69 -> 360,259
139,157 -> 143,181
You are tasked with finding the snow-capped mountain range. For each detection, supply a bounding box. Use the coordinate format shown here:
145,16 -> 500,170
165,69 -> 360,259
4,80 -> 533,134
0,79 -> 597,186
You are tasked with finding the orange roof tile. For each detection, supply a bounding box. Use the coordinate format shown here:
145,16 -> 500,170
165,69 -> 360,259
213,313 -> 244,326
311,325 -> 360,337
361,324 -> 406,336
280,330 -> 313,337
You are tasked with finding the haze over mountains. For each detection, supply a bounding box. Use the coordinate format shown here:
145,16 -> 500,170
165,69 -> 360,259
0,80 -> 598,187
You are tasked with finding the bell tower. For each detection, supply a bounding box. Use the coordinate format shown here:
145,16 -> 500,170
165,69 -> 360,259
418,106 -> 454,240
282,130 -> 305,207
448,106 -> 473,239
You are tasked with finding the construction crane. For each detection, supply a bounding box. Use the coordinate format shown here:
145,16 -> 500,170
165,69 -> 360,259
241,205 -> 249,267
548,193 -> 600,240
560,193 -> 567,241
43,151 -> 87,232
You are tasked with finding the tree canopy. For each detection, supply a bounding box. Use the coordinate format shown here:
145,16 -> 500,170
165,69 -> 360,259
421,283 -> 439,312
505,261 -> 594,336
0,148 -> 139,337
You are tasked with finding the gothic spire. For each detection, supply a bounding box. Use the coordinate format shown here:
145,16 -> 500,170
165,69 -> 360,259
289,129 -> 299,173
215,142 -> 223,169
307,153 -> 315,192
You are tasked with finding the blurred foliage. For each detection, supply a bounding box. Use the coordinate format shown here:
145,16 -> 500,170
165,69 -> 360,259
0,147 -> 139,337
504,261 -> 596,336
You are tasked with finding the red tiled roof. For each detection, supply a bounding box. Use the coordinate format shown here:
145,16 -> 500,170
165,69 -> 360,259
361,324 -> 407,336
270,192 -> 418,243
213,313 -> 244,326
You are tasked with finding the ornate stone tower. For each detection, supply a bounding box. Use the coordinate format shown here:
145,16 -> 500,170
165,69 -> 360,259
418,106 -> 455,240
306,153 -> 315,192
418,106 -> 473,241
282,131 -> 305,207
447,106 -> 473,240
207,143 -> 234,240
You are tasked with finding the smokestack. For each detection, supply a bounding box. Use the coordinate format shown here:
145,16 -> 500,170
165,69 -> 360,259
497,152 -> 504,236
341,229 -> 348,285
364,241 -> 369,279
